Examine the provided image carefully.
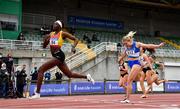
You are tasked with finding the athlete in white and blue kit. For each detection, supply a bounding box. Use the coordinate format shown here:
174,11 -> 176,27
119,31 -> 164,103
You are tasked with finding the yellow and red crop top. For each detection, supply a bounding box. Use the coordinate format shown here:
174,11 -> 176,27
49,31 -> 64,48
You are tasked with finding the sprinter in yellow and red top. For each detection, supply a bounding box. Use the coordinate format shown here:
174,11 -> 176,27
30,20 -> 95,99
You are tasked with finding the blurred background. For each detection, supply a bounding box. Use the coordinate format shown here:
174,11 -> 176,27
0,0 -> 180,98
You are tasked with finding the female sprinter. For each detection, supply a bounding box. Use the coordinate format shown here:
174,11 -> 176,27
30,20 -> 95,99
119,31 -> 164,103
139,48 -> 154,98
143,54 -> 168,96
118,59 -> 128,97
118,54 -> 146,99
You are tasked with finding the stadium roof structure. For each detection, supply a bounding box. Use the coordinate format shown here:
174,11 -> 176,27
123,0 -> 180,9
81,0 -> 180,10
23,0 -> 180,10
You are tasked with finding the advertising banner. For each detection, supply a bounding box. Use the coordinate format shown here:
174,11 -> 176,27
106,81 -> 136,93
29,83 -> 69,96
71,82 -> 104,94
68,16 -> 123,29
137,82 -> 164,92
165,82 -> 180,92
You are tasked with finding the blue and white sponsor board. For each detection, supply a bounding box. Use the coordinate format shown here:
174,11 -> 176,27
68,16 -> 124,29
106,81 -> 136,93
71,82 -> 104,94
29,83 -> 69,96
137,82 -> 164,92
137,81 -> 148,92
165,82 -> 180,92
152,83 -> 164,92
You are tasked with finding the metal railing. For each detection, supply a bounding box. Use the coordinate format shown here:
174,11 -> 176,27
0,39 -> 73,52
66,42 -> 117,69
67,42 -> 106,68
0,39 -> 44,50
49,42 -> 117,79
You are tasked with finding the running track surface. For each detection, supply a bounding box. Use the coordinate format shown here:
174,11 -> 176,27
0,94 -> 180,109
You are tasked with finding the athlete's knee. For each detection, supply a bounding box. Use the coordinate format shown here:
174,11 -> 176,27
155,80 -> 160,85
140,76 -> 144,81
119,84 -> 123,87
140,80 -> 144,85
119,82 -> 123,87
38,66 -> 46,75
127,80 -> 133,87
146,76 -> 152,83
66,71 -> 73,78
156,82 -> 160,85
127,77 -> 133,83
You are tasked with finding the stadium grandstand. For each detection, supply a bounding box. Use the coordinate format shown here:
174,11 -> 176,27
0,0 -> 180,108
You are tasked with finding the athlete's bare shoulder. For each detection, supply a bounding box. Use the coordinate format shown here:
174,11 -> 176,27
136,42 -> 143,48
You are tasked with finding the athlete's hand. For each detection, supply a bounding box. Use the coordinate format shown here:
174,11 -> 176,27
121,68 -> 125,71
71,47 -> 76,54
158,42 -> 165,48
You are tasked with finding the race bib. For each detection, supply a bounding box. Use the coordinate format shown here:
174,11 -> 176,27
126,50 -> 135,55
50,38 -> 58,45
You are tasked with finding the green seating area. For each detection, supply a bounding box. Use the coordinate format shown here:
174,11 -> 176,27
74,30 -> 124,47
75,30 -> 177,49
22,29 -> 178,50
134,36 -> 176,50
164,37 -> 180,45
23,31 -> 43,41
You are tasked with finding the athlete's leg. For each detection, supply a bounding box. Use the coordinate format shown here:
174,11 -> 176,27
150,73 -> 158,84
58,62 -> 87,78
119,76 -> 127,97
140,71 -> 146,94
154,79 -> 168,85
145,70 -> 154,94
123,75 -> 128,97
139,71 -> 150,98
126,65 -> 141,100
144,73 -> 158,95
119,76 -> 124,87
123,75 -> 128,88
57,62 -> 94,83
36,58 -> 61,93
146,70 -> 152,86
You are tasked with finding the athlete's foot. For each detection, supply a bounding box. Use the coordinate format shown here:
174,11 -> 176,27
141,94 -> 148,98
121,97 -> 127,101
120,98 -> 130,103
87,74 -> 95,84
29,92 -> 40,99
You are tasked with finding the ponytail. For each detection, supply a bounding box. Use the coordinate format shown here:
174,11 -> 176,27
122,31 -> 136,42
